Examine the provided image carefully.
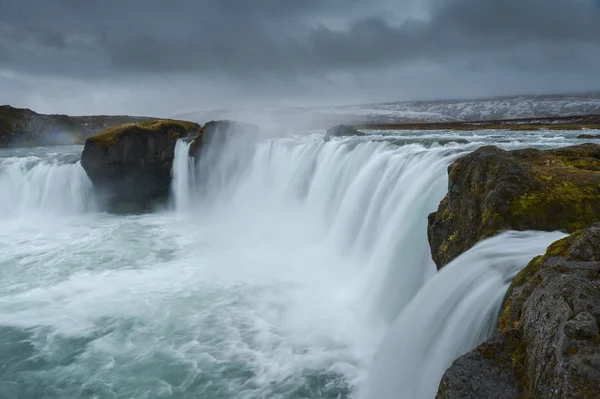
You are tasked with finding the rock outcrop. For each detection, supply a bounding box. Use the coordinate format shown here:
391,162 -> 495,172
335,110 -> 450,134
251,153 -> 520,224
0,105 -> 153,148
436,331 -> 522,399
578,134 -> 600,139
438,225 -> 600,399
428,144 -> 600,269
324,124 -> 365,141
81,119 -> 201,212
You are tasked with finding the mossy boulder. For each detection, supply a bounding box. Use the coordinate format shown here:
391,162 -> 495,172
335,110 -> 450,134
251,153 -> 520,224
428,144 -> 600,269
438,226 -> 600,399
324,124 -> 365,141
81,119 -> 201,212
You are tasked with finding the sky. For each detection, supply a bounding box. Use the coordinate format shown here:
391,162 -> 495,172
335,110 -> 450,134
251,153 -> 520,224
0,0 -> 599,116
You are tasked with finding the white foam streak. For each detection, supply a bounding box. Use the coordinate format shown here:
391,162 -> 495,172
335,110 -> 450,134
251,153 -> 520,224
358,230 -> 566,399
171,140 -> 195,211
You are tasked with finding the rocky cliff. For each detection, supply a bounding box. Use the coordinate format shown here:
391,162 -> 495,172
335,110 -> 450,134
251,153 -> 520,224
81,119 -> 201,212
428,144 -> 600,269
430,143 -> 600,398
0,105 -> 154,147
437,226 -> 600,399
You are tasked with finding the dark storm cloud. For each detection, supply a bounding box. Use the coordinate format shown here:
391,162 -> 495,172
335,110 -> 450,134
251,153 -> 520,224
1,0 -> 598,77
0,0 -> 599,114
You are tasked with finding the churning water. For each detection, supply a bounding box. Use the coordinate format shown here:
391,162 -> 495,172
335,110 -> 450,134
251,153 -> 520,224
0,129 -> 592,398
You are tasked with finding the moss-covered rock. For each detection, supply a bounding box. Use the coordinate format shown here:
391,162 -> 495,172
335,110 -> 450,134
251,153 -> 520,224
438,226 -> 600,399
81,119 -> 201,212
428,144 -> 600,269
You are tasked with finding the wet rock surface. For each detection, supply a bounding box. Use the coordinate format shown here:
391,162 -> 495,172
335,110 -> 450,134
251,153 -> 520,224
438,225 -> 600,399
81,119 -> 200,212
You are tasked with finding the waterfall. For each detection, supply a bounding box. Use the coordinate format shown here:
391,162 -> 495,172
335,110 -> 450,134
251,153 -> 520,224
357,230 -> 566,399
171,140 -> 195,211
1,130 -> 576,398
171,135 -> 472,324
0,156 -> 95,216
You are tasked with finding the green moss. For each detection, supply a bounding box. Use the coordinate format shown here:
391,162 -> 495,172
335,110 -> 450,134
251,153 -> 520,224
560,158 -> 600,172
546,232 -> 582,257
89,119 -> 200,146
510,181 -> 600,231
511,256 -> 542,294
439,242 -> 449,254
499,255 -> 545,332
448,163 -> 461,183
499,299 -> 514,331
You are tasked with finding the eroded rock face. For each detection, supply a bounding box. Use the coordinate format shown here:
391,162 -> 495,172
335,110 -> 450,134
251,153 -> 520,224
428,144 -> 600,269
324,124 -> 365,141
81,119 -> 201,212
436,331 -> 521,399
438,226 -> 600,399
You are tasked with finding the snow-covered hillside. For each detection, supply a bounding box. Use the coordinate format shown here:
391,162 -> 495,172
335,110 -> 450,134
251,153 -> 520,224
174,93 -> 600,128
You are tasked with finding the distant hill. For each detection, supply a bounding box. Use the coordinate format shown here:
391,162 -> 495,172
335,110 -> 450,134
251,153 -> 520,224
333,93 -> 600,123
175,93 -> 600,128
0,105 -> 154,148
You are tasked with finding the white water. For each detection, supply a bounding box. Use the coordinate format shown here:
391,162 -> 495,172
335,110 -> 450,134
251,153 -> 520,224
0,129 -> 589,398
171,140 -> 195,211
172,135 -> 467,324
0,152 -> 94,217
358,230 -> 565,399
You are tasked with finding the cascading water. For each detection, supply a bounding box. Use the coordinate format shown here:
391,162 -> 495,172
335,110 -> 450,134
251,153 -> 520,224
358,230 -> 565,399
171,140 -> 195,211
0,129 -> 585,398
171,135 -> 469,324
0,152 -> 95,216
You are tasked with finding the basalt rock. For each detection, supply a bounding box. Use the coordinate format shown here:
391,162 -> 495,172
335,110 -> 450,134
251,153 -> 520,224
81,119 -> 201,212
436,331 -> 522,399
428,144 -> 600,269
324,124 -> 365,141
438,225 -> 600,399
577,134 -> 600,139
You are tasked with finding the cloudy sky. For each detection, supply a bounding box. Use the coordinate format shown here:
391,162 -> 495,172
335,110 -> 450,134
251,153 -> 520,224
1,0 -> 599,116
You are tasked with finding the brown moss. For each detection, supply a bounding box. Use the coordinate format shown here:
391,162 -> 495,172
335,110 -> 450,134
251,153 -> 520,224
89,119 -> 200,146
